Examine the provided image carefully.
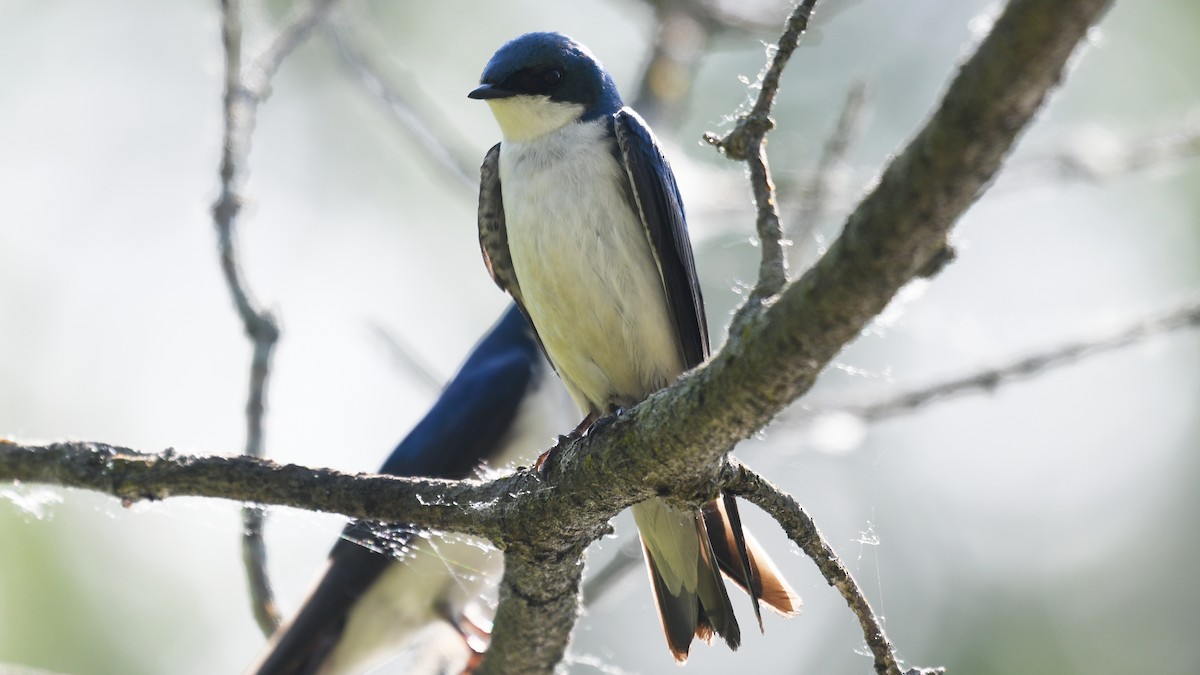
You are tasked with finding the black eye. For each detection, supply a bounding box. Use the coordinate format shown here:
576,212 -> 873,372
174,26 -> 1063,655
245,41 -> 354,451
542,68 -> 563,89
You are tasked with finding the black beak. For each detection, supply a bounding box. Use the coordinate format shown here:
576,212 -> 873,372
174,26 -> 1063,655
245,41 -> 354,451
468,83 -> 516,100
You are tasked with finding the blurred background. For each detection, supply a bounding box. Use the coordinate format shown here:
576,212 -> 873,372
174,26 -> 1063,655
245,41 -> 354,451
2,0 -> 1198,673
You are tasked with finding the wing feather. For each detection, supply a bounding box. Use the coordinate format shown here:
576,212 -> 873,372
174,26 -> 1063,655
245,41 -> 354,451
612,109 -> 709,368
478,143 -> 554,370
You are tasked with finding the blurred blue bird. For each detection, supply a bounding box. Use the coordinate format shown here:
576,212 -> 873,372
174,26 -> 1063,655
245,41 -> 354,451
470,32 -> 801,662
247,306 -> 575,675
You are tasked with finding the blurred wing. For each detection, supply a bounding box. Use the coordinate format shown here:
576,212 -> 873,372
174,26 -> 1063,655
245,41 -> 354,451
613,109 -> 710,367
249,308 -> 541,675
380,308 -> 538,479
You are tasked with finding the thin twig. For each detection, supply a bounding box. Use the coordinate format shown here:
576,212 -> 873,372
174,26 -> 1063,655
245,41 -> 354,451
244,0 -> 341,95
325,17 -> 478,194
367,321 -> 445,394
630,0 -> 783,128
720,460 -> 913,675
815,298 -> 1200,422
213,0 -> 341,638
580,534 -> 643,607
999,113 -> 1200,191
705,0 -> 820,319
788,81 -> 871,269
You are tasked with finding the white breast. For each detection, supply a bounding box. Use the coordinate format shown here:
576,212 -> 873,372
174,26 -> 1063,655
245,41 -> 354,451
499,120 -> 683,415
319,534 -> 497,675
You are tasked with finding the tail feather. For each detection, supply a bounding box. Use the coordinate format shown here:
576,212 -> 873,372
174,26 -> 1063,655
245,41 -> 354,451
634,494 -> 799,661
703,496 -> 803,620
633,499 -> 740,663
694,513 -> 740,649
642,540 -> 701,663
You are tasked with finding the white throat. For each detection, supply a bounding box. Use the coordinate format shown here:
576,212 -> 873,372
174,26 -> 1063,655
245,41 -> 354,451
486,95 -> 585,142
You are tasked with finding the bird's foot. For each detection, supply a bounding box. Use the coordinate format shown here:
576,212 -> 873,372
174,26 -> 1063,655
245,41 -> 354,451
585,406 -> 626,435
460,645 -> 485,675
534,411 -> 602,476
533,433 -> 575,477
454,613 -> 491,674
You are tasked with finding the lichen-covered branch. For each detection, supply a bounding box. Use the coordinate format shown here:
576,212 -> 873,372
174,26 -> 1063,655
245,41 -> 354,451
0,440 -> 510,538
479,551 -> 585,675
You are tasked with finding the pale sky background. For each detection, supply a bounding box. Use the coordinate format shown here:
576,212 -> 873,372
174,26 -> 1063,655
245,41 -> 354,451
2,1 -> 1198,673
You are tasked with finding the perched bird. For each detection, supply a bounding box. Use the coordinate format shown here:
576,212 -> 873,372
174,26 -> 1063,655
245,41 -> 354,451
470,32 -> 801,662
247,306 -> 575,675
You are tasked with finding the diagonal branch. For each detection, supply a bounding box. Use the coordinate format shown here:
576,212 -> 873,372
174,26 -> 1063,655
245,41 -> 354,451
787,81 -> 872,269
721,460 -> 912,675
999,113 -> 1200,190
824,298 -> 1200,422
325,17 -> 479,194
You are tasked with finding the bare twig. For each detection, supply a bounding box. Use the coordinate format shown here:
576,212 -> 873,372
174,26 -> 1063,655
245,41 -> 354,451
325,17 -> 478,194
629,0 -> 781,127
244,0 -> 341,95
705,0 -> 820,318
367,321 -> 445,394
720,459 -> 910,675
816,298 -> 1200,422
580,534 -> 643,607
788,81 -> 871,269
213,0 -> 341,638
1000,113 -> 1200,191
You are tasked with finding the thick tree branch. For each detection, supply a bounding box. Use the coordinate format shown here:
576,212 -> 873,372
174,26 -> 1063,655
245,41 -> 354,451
481,552 -> 584,675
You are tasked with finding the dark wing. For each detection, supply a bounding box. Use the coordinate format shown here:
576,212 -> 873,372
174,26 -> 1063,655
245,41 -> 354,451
613,109 -> 710,367
478,144 -> 525,312
250,307 -> 541,675
478,143 -> 556,371
249,543 -> 392,675
379,305 -> 539,479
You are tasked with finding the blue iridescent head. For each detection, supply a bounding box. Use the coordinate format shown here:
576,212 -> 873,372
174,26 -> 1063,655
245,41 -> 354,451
469,32 -> 623,139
